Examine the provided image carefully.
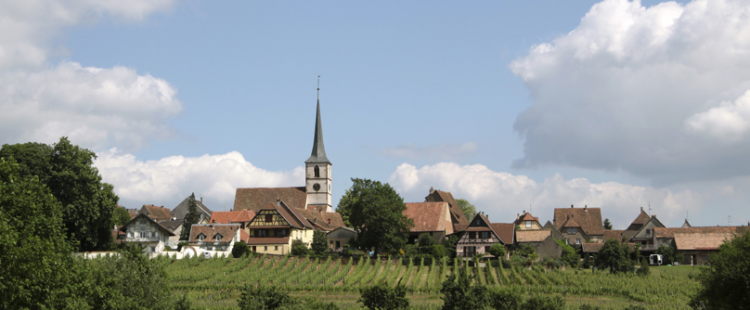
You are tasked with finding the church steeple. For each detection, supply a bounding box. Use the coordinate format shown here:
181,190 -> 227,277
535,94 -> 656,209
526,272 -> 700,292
306,82 -> 331,164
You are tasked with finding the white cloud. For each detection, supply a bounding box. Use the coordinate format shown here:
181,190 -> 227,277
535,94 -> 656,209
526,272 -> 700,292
510,0 -> 750,183
389,162 -> 701,228
0,0 -> 179,151
380,142 -> 479,161
95,149 -> 305,210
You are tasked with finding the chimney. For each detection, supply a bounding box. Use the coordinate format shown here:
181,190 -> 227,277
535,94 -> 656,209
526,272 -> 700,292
517,213 -> 520,220
276,198 -> 280,206
652,215 -> 657,218
200,197 -> 203,203
584,205 -> 588,212
640,207 -> 643,212
571,204 -> 574,208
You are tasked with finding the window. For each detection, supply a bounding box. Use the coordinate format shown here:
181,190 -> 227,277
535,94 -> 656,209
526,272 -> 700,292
265,214 -> 273,222
264,246 -> 268,251
646,229 -> 651,234
481,232 -> 489,239
469,232 -> 476,239
216,235 -> 222,242
279,229 -> 286,237
335,241 -> 341,249
199,235 -> 204,242
485,246 -> 491,253
476,219 -> 480,225
258,230 -> 266,237
275,246 -> 278,251
567,228 -> 577,234
140,232 -> 146,238
576,238 -> 581,245
526,221 -> 532,228
314,165 -> 320,177
127,232 -> 132,238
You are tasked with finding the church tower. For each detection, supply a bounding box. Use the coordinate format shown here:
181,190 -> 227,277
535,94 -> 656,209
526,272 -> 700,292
305,87 -> 332,212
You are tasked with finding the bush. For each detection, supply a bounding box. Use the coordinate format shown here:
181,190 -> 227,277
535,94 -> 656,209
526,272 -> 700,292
521,295 -> 565,310
636,258 -> 649,276
489,243 -> 506,259
656,245 -> 683,265
440,268 -> 491,310
311,230 -> 328,255
516,244 -> 536,258
418,234 -> 437,247
232,241 -> 251,258
489,288 -> 523,310
291,239 -> 309,256
430,245 -> 448,259
414,254 -> 433,266
238,284 -> 293,310
442,235 -> 458,258
690,230 -> 750,310
404,245 -> 419,257
554,239 -> 580,268
177,242 -> 189,251
359,281 -> 409,310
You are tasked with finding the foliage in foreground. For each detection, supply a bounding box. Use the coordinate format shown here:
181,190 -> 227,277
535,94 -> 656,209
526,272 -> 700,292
690,230 -> 750,310
237,284 -> 339,310
359,281 -> 409,310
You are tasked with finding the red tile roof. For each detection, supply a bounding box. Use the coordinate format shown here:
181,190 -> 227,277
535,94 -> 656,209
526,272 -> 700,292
515,212 -> 540,225
189,224 -> 239,242
403,202 -> 451,233
140,204 -> 173,221
233,187 -> 307,213
604,230 -> 624,242
626,209 -> 651,230
210,210 -> 256,224
554,206 -> 604,236
119,213 -> 175,236
424,190 -> 470,231
516,230 -> 550,243
490,223 -> 515,244
298,208 -> 345,231
654,226 -> 742,239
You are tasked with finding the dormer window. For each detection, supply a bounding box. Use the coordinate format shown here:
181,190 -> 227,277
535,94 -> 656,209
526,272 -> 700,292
567,228 -> 577,234
526,221 -> 532,228
198,235 -> 205,242
216,235 -> 222,242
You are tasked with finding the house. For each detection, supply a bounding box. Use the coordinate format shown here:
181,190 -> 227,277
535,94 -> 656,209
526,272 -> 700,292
139,204 -> 173,222
516,230 -> 551,247
424,188 -> 471,232
626,208 -> 651,231
187,223 -> 241,253
158,219 -> 184,247
172,196 -> 213,223
535,236 -> 564,260
231,97 -> 346,234
244,201 -> 314,255
652,226 -> 745,264
118,213 -> 176,255
326,226 -> 357,250
403,202 -> 454,244
543,221 -> 564,240
629,215 -> 666,252
209,210 -> 255,232
514,212 -> 543,230
455,212 -> 513,259
553,204 -> 605,245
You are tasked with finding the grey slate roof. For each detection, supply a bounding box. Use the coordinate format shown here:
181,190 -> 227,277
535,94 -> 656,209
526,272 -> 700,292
305,100 -> 331,164
171,196 -> 213,221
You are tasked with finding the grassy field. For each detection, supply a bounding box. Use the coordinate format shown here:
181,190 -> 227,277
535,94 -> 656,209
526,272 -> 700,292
163,255 -> 703,310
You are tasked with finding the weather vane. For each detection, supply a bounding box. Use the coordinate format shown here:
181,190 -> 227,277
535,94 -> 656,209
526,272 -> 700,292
317,75 -> 321,99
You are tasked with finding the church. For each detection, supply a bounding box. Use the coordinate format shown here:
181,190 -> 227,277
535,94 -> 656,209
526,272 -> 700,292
231,92 -> 345,254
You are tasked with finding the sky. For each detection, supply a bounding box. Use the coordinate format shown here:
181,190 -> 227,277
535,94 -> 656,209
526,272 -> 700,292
2,0 -> 749,229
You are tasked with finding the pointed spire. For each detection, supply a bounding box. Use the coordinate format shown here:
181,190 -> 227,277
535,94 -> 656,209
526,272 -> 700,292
306,77 -> 331,164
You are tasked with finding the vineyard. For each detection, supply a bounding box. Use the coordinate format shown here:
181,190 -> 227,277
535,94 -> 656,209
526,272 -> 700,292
163,255 -> 702,309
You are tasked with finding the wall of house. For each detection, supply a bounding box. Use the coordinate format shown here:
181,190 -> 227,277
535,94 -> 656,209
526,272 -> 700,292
679,250 -> 714,266
327,229 -> 357,250
516,221 -> 543,231
167,226 -> 182,247
561,229 -> 588,246
252,243 -> 289,255
535,236 -> 563,260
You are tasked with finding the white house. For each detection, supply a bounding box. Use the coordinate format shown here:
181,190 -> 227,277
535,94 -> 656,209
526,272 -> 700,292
118,213 -> 176,255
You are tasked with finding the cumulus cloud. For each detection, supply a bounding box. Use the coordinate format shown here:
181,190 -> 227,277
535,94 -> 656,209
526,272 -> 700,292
380,142 -> 479,161
95,149 -> 305,210
0,0 -> 179,151
510,0 -> 750,184
389,162 -> 701,228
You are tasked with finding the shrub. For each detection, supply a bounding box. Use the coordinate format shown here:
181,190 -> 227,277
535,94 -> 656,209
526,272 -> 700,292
516,244 -> 536,258
359,281 -> 409,310
521,294 -> 565,310
430,244 -> 448,259
177,242 -> 189,251
291,239 -> 309,256
311,230 -> 328,255
404,245 -> 419,257
656,245 -> 683,265
489,244 -> 506,258
238,284 -> 293,310
554,239 -> 580,268
636,258 -> 650,276
442,235 -> 459,258
418,234 -> 437,247
232,241 -> 251,258
440,268 -> 491,310
594,239 -> 632,274
489,288 -> 523,310
414,254 -> 433,266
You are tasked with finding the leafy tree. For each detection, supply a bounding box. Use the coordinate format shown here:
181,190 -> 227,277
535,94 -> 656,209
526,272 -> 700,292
442,235 -> 459,258
554,239 -> 580,268
418,233 -> 436,247
489,243 -> 506,259
344,178 -> 414,255
180,193 -> 200,240
0,157 -> 87,309
636,258 -> 650,276
440,268 -> 491,310
594,239 -> 632,274
603,218 -> 613,230
690,230 -> 750,310
456,199 -> 477,221
516,244 -> 536,258
113,206 -> 132,227
489,288 -> 523,310
335,187 -> 359,227
233,241 -> 251,258
0,138 -> 118,251
238,284 -> 293,310
311,230 -> 328,254
359,281 -> 409,310
291,239 -> 310,256
656,244 -> 683,265
521,295 -> 565,310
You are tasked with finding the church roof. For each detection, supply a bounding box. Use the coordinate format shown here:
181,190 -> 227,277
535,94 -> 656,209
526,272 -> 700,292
305,100 -> 331,164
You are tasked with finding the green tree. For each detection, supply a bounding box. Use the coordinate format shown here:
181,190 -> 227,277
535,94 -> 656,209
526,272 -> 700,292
636,258 -> 650,276
554,239 -> 580,268
113,206 -> 132,227
0,138 -> 118,251
232,241 -> 251,258
418,233 -> 436,247
442,235 -> 459,258
456,199 -> 477,221
344,178 -> 414,255
335,187 -> 358,227
238,284 -> 293,310
359,281 -> 410,310
516,244 -> 536,258
603,218 -> 613,230
0,157 -> 87,309
180,193 -> 200,241
594,239 -> 632,274
440,268 -> 491,310
656,244 -> 683,265
311,230 -> 328,254
489,243 -> 506,259
291,239 -> 310,256
690,230 -> 750,310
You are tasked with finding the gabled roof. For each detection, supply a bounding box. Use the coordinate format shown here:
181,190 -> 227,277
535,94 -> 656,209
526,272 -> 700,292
682,219 -> 692,228
673,233 -> 735,250
604,230 -> 624,242
233,187 -> 307,213
210,210 -> 256,224
158,220 -> 184,232
140,204 -> 173,221
515,212 -> 540,225
403,202 -> 451,233
490,223 -> 515,244
119,213 -> 175,236
626,208 -> 651,231
171,196 -> 213,220
298,208 -> 345,231
424,189 -> 470,231
189,224 -> 239,243
516,230 -> 550,243
553,206 -> 604,236
251,201 -> 314,230
654,226 -> 742,239
562,216 -> 582,229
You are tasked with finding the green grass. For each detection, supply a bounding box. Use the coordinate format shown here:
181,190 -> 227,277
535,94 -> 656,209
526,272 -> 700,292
165,256 -> 703,310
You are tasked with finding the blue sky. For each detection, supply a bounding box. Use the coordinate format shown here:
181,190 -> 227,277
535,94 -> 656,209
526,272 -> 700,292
2,0 -> 747,229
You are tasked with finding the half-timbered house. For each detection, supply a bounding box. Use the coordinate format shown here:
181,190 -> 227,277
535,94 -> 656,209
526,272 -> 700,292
244,201 -> 314,255
455,212 -> 514,259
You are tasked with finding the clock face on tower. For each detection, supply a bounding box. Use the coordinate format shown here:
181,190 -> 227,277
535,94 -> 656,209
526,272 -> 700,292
313,183 -> 321,191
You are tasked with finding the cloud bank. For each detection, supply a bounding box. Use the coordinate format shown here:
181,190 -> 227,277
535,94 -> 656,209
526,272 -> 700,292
389,162 -> 701,228
510,0 -> 750,184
